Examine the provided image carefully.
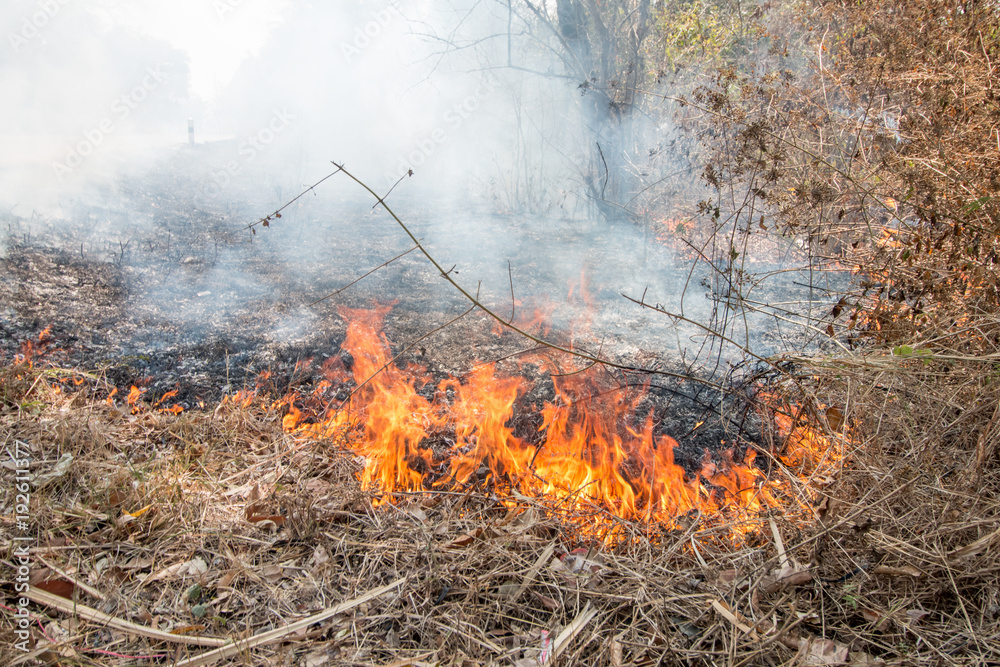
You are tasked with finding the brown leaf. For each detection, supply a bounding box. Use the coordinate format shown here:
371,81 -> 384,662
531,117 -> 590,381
29,567 -> 54,585
247,514 -> 286,527
303,478 -> 331,495
802,638 -> 849,665
311,545 -> 330,570
36,579 -> 75,600
872,565 -> 922,578
611,639 -> 623,667
860,608 -> 881,624
717,569 -> 738,585
141,557 -> 208,586
814,496 -> 831,522
530,589 -> 560,611
444,528 -> 482,549
37,537 -> 69,549
122,557 -> 153,571
216,570 -> 237,588
407,507 -> 428,523
849,652 -> 886,666
825,406 -> 844,431
302,650 -> 331,667
247,484 -> 262,504
760,562 -> 813,594
560,548 -> 604,575
261,564 -> 284,583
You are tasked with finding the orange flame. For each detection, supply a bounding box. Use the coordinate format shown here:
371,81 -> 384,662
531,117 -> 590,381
127,386 -> 145,414
281,306 -> 840,537
153,389 -> 184,415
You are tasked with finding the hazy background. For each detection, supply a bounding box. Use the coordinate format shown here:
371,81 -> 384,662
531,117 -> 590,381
0,0 -> 596,214
0,0 -> 831,369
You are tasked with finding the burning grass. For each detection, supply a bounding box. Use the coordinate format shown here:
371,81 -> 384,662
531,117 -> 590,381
276,304 -> 838,544
6,323 -> 998,666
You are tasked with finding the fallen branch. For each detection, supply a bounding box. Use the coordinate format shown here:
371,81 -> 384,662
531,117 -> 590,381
24,587 -> 228,648
326,161 -> 729,392
174,577 -> 405,666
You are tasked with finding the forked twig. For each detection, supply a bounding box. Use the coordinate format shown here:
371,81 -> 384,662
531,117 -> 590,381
327,161 -> 729,392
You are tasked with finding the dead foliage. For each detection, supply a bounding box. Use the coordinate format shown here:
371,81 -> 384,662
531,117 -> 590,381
0,344 -> 994,666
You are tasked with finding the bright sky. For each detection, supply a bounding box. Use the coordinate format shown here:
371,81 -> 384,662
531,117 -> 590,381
93,0 -> 290,101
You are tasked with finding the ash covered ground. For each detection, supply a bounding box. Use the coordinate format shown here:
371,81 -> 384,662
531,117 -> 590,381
1,144 -> 845,467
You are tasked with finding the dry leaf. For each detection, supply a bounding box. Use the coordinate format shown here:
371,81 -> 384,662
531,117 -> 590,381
814,496 -> 831,522
142,557 -> 208,586
802,638 -> 849,665
122,557 -> 153,571
247,484 -> 262,504
44,620 -> 70,642
948,525 -> 1000,563
302,649 -> 331,667
760,562 -> 813,594
445,528 -> 482,549
35,579 -> 75,600
515,507 -> 539,528
302,478 -> 331,495
872,564 -> 922,578
261,564 -> 285,583
611,639 -> 623,667
560,548 -> 604,575
312,545 -> 330,570
126,504 -> 153,518
849,651 -> 886,666
825,406 -> 844,431
216,570 -> 237,588
669,616 -> 703,638
860,608 -> 882,624
407,507 -> 428,523
530,589 -> 560,611
497,581 -> 520,599
717,569 -> 738,585
34,453 -> 74,487
223,482 -> 255,498
247,514 -> 286,527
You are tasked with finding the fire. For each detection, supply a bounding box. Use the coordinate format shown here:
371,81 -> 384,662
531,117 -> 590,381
102,385 -> 185,415
281,305 -> 840,536
127,385 -> 145,414
14,325 -> 55,365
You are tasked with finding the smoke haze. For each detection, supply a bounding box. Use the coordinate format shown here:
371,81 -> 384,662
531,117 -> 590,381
1,0 -> 833,371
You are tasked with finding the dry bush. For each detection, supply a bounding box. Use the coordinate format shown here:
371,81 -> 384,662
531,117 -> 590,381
662,1 -> 1000,661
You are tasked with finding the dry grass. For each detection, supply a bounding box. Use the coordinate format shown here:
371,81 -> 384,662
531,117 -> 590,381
1,348 -> 998,667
